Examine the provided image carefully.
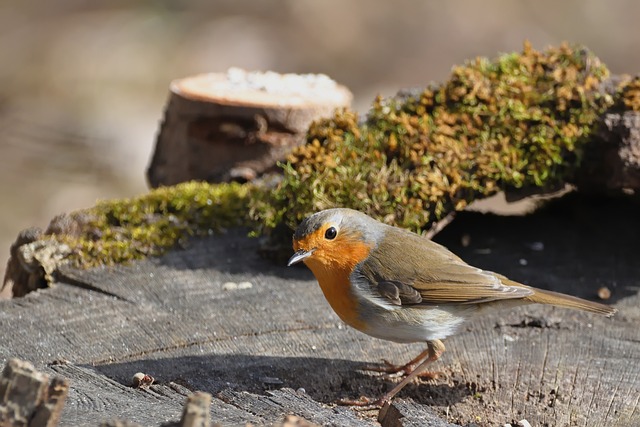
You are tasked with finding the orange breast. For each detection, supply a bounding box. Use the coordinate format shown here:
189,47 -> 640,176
304,238 -> 372,332
309,263 -> 365,330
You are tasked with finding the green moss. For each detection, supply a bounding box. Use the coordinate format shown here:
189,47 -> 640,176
50,181 -> 254,267
251,42 -> 616,235
48,42 -> 630,268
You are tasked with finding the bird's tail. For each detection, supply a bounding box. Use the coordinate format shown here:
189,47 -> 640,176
524,287 -> 616,317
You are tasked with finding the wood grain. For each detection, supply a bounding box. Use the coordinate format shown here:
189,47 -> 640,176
1,198 -> 639,426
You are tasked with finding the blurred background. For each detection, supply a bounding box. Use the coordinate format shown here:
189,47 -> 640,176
2,0 -> 640,278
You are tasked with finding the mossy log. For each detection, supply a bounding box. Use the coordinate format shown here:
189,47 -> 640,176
4,43 -> 640,299
147,69 -> 352,186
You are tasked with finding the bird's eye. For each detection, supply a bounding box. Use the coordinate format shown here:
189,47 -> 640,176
324,226 -> 337,240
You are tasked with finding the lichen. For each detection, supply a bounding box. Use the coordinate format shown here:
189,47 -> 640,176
251,41 -> 615,235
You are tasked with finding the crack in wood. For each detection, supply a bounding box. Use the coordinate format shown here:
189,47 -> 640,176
567,362 -> 581,425
585,333 -> 599,424
603,360 -> 619,421
510,358 -> 521,416
629,388 -> 640,424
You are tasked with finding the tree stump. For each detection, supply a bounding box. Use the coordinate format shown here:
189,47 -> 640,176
147,68 -> 352,186
0,195 -> 638,426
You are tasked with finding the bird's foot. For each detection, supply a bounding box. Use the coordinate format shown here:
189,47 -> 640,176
363,360 -> 443,380
362,359 -> 416,376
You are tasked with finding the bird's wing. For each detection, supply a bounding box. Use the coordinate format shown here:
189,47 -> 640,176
376,280 -> 423,305
359,228 -> 533,305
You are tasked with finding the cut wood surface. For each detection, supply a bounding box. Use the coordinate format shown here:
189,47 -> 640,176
0,195 -> 639,426
147,69 -> 352,186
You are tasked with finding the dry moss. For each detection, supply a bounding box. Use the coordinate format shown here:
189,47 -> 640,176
251,42 -> 615,234
621,76 -> 640,111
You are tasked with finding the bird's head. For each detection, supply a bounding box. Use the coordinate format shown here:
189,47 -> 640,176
288,208 -> 381,273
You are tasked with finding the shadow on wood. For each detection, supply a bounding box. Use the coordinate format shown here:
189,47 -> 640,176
91,354 -> 473,409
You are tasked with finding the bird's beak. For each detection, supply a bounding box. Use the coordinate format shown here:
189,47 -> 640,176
287,248 -> 314,266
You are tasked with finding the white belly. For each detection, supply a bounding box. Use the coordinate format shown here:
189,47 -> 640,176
357,303 -> 475,343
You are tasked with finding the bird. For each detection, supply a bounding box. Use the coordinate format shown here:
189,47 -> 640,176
287,208 -> 616,407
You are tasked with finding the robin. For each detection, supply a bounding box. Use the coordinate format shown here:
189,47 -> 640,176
287,208 -> 616,406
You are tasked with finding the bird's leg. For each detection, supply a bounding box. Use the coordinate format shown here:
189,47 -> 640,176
363,342 -> 443,379
340,339 -> 445,408
362,347 -> 432,376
